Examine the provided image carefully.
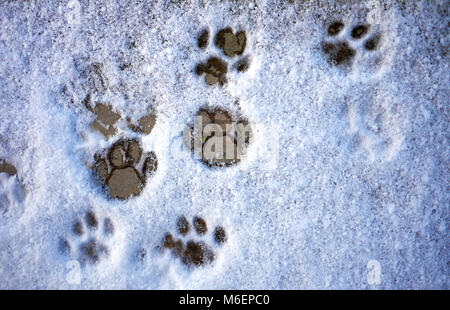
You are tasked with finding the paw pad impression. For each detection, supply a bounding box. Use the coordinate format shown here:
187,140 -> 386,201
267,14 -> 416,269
94,138 -> 158,199
322,21 -> 381,66
59,210 -> 115,265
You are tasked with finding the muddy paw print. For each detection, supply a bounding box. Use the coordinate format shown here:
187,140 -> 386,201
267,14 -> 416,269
159,216 -> 227,267
183,107 -> 252,168
195,27 -> 250,86
322,21 -> 381,66
93,138 -> 158,199
59,210 -> 115,265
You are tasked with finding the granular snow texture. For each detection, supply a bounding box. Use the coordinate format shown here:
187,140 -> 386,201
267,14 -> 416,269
0,0 -> 448,289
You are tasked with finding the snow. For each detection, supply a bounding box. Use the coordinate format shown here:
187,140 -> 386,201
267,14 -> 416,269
0,0 -> 448,289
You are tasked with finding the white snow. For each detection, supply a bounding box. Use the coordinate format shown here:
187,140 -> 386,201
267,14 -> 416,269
0,0 -> 448,289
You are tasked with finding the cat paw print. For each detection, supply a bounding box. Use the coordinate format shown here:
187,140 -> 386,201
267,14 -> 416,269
93,138 -> 158,199
347,95 -> 404,163
59,210 -> 115,265
0,159 -> 25,221
321,21 -> 381,67
183,107 -> 253,168
194,27 -> 250,86
159,216 -> 227,267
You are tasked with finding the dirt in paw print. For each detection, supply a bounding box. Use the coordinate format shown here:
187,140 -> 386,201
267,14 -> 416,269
322,20 -> 381,66
0,159 -> 17,177
84,93 -> 157,139
183,107 -> 252,168
84,96 -> 121,138
93,138 -> 157,199
127,113 -> 157,135
195,57 -> 228,86
159,216 -> 227,267
59,210 -> 115,265
195,27 -> 250,86
215,27 -> 247,58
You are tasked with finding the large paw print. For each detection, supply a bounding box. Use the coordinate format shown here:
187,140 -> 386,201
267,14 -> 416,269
93,138 -> 158,199
59,210 -> 115,265
321,21 -> 381,66
195,27 -> 250,86
159,216 -> 227,267
183,107 -> 252,168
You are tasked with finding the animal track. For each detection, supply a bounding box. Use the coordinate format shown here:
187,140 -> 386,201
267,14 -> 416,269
347,94 -> 404,162
59,210 -> 115,265
322,21 -> 381,66
195,27 -> 250,86
93,138 -> 158,199
83,93 -> 157,138
76,62 -> 159,198
0,160 -> 25,220
215,28 -> 247,57
159,216 -> 227,267
183,107 -> 252,167
127,113 -> 157,135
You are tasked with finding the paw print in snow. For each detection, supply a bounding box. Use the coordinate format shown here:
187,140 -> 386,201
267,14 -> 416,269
347,94 -> 404,163
84,97 -> 121,138
159,216 -> 227,267
59,210 -> 115,265
183,107 -> 253,168
0,159 -> 25,221
93,138 -> 158,199
195,27 -> 250,86
322,21 -> 381,67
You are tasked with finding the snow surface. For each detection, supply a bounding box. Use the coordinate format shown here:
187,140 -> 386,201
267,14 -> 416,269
0,0 -> 448,289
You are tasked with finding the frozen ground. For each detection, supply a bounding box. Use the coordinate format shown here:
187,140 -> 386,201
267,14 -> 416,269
0,0 -> 448,289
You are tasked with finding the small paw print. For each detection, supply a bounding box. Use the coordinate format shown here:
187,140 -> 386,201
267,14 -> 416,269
322,21 -> 381,66
93,138 -> 158,199
347,95 -> 404,163
183,107 -> 252,168
195,27 -> 250,86
159,216 -> 227,267
59,210 -> 115,265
